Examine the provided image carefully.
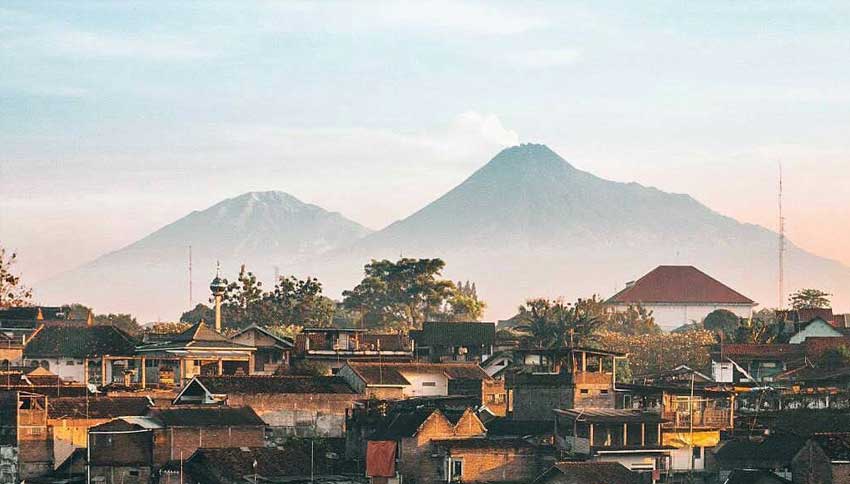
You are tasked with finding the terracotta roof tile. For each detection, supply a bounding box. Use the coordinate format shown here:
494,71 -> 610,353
606,266 -> 754,305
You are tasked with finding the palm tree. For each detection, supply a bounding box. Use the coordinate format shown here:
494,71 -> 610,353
515,299 -> 555,348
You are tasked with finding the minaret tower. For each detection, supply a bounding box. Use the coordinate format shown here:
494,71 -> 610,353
210,261 -> 227,332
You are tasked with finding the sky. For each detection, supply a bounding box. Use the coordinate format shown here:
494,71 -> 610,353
1,1 -> 849,284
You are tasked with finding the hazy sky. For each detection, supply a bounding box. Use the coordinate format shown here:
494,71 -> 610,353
2,1 -> 849,285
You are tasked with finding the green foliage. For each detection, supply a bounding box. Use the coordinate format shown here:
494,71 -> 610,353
789,289 -> 832,310
342,258 -> 457,330
95,313 -> 141,335
0,247 -> 32,308
599,303 -> 661,336
212,266 -> 336,329
597,329 -> 716,377
734,312 -> 780,344
286,360 -> 330,377
179,303 -> 215,324
148,321 -> 192,335
514,297 -> 602,348
703,309 -> 741,336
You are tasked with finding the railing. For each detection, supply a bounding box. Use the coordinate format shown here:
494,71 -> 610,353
662,409 -> 731,429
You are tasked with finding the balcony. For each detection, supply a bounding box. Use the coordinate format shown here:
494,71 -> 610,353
662,408 -> 731,430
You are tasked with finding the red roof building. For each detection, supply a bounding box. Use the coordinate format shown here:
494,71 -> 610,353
606,266 -> 757,331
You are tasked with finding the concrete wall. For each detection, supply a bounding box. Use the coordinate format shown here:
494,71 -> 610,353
398,371 -> 448,398
0,446 -> 16,484
89,465 -> 152,484
24,358 -> 85,382
611,303 -> 754,331
789,321 -> 843,344
792,441 -> 834,484
511,385 -> 572,421
226,392 -> 359,439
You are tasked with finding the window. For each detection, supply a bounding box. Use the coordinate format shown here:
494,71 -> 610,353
422,381 -> 437,387
451,459 -> 463,481
66,360 -> 75,366
580,389 -> 589,394
693,446 -> 702,460
600,389 -> 609,394
128,470 -> 140,477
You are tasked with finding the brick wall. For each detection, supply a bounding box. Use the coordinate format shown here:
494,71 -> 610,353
451,447 -> 546,483
153,426 -> 264,465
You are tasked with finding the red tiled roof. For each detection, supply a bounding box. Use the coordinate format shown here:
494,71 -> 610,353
713,344 -> 803,360
803,337 -> 850,361
607,266 -> 754,305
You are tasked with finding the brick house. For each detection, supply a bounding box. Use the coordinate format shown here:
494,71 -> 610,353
173,375 -> 359,439
367,406 -> 553,484
409,322 -> 495,363
792,433 -> 850,484
88,406 -> 265,483
170,446 -> 334,484
531,461 -> 639,484
506,347 -> 625,420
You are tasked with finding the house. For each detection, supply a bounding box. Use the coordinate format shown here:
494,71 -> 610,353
88,406 -> 265,483
0,332 -> 23,367
22,322 -> 140,385
554,408 -> 671,474
531,462 -> 639,484
173,375 -> 359,438
606,265 -> 757,331
293,327 -> 413,372
633,364 -> 714,386
506,347 -> 625,420
788,317 -> 844,344
339,362 -> 503,411
618,383 -> 734,474
713,434 -> 805,483
367,406 -> 553,484
724,469 -> 793,484
167,445 -> 338,484
228,324 -> 293,374
792,433 -> 850,484
710,344 -> 804,383
135,321 -> 256,387
480,351 -> 513,379
410,321 -> 495,363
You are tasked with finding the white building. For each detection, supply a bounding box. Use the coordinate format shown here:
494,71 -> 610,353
605,265 -> 757,332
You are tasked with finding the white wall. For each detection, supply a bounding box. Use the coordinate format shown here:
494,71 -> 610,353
669,446 -> 705,471
611,303 -> 754,331
397,371 -> 448,397
789,320 -> 843,344
25,358 -> 85,382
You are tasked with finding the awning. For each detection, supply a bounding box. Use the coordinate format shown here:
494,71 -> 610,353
662,430 -> 720,448
366,441 -> 397,478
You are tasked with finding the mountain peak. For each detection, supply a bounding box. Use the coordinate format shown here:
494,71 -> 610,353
483,143 -> 575,176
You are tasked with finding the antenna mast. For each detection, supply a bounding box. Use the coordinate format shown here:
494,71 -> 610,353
188,245 -> 193,307
778,163 -> 785,309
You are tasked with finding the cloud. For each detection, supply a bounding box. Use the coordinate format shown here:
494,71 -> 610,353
507,48 -> 583,68
44,30 -> 213,61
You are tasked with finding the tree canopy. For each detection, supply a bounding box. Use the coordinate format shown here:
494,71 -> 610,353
514,297 -> 603,348
341,258 -> 460,330
789,288 -> 832,310
703,309 -> 741,336
0,247 -> 32,308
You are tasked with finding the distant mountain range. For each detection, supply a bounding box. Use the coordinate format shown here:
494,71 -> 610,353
36,144 -> 850,323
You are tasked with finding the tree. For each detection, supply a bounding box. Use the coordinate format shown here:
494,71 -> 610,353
94,313 -> 141,335
734,317 -> 778,344
821,345 -> 850,370
267,276 -> 334,327
0,247 -> 32,308
703,309 -> 740,337
219,265 -> 266,328
514,297 -> 602,348
789,289 -> 832,310
180,303 -> 215,324
342,258 -> 456,330
148,321 -> 192,335
597,330 -> 716,378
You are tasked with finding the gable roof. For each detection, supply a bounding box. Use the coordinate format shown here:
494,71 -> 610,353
194,375 -> 356,394
410,321 -> 496,347
149,406 -> 264,427
229,324 -> 294,348
606,266 -> 754,305
137,322 -> 253,352
48,396 -> 152,419
712,344 -> 803,362
811,433 -> 850,462
724,469 -> 792,484
533,462 -> 639,484
23,324 -> 139,358
369,407 -> 469,440
346,362 -> 491,386
714,434 -> 806,467
182,447 -> 318,482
